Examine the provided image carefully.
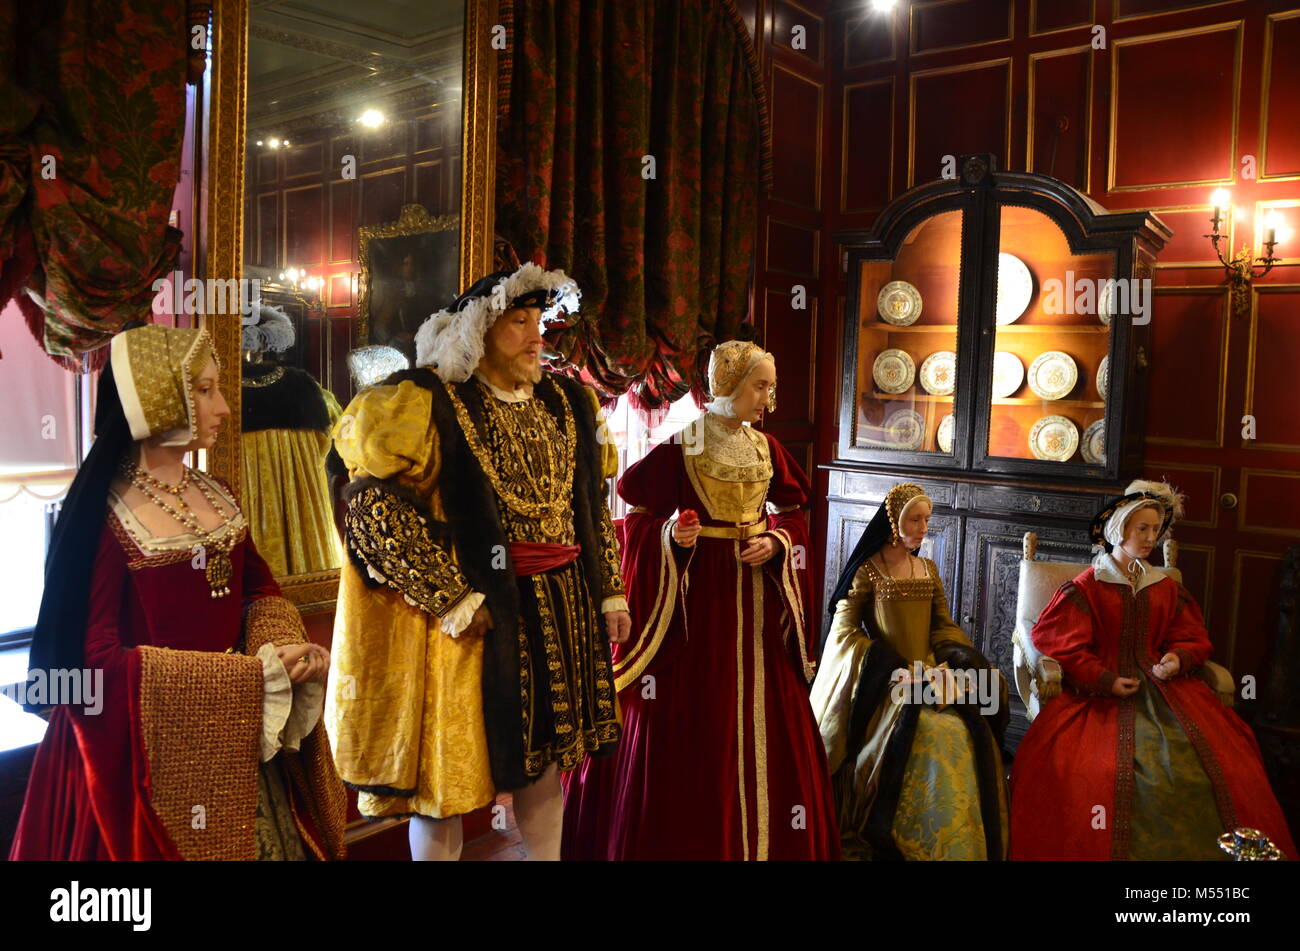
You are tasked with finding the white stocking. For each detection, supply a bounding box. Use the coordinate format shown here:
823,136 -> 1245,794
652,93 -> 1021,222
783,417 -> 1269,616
511,763 -> 563,861
408,814 -> 463,862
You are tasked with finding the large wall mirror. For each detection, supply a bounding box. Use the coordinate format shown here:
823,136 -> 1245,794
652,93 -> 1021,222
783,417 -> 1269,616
204,0 -> 498,609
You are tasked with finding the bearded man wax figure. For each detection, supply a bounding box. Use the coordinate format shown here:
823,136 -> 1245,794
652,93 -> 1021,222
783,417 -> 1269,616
562,341 -> 841,860
1010,480 -> 1296,860
9,324 -> 347,860
326,264 -> 631,860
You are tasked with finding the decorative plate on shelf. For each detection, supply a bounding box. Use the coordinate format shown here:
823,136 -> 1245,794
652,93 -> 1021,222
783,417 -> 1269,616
919,350 -> 957,395
873,348 -> 916,394
1027,350 -> 1078,400
1098,284 -> 1115,325
996,253 -> 1034,325
1081,420 -> 1106,464
992,351 -> 1024,398
936,413 -> 956,454
1096,355 -> 1109,401
877,281 -> 923,326
882,408 -> 926,450
1029,415 -> 1080,462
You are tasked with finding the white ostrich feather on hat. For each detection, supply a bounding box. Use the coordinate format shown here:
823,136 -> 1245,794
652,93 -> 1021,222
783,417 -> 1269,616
414,263 -> 580,382
241,300 -> 295,353
1123,479 -> 1186,522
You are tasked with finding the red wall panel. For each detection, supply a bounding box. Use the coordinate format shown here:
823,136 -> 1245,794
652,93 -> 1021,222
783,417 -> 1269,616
1029,48 -> 1091,191
910,59 -> 1010,187
1110,24 -> 1241,190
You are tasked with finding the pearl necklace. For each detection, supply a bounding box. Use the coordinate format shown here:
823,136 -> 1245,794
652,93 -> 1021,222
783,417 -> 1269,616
123,462 -> 235,598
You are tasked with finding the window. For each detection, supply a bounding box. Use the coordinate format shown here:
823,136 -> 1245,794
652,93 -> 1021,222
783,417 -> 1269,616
602,389 -> 703,518
0,301 -> 92,648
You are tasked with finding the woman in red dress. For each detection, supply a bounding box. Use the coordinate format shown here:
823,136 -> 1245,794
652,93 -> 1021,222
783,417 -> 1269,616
9,324 -> 346,861
563,341 -> 840,860
1010,480 -> 1295,860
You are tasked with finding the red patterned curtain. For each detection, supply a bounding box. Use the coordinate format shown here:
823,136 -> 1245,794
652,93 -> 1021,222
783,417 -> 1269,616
0,0 -> 192,370
495,0 -> 770,412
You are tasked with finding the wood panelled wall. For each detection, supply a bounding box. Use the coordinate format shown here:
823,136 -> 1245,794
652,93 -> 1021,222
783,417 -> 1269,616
244,99 -> 461,399
744,0 -> 1300,677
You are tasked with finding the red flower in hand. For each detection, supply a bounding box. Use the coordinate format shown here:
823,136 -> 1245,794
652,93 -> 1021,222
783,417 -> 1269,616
678,509 -> 699,527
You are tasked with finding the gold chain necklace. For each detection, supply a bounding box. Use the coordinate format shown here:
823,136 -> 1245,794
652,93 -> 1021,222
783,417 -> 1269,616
123,463 -> 235,598
445,382 -> 576,538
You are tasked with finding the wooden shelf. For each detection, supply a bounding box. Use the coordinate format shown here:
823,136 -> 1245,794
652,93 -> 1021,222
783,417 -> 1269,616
862,322 -> 1108,333
994,324 -> 1109,334
864,392 -> 1103,408
993,397 -> 1105,407
862,323 -> 958,332
863,392 -> 954,402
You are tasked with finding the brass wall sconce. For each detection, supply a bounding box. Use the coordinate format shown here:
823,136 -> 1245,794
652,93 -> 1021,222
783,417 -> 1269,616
1206,189 -> 1288,315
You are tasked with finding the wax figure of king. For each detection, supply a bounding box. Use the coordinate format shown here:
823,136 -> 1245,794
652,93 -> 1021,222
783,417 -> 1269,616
10,324 -> 347,861
563,341 -> 841,860
1011,480 -> 1296,860
327,264 -> 631,861
811,482 -> 1009,860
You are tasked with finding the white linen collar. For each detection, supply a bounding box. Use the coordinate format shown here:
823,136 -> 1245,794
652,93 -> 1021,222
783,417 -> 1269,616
1092,550 -> 1167,593
473,369 -> 534,404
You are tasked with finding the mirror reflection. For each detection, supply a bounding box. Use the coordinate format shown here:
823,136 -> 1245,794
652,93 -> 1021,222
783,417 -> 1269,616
239,0 -> 466,578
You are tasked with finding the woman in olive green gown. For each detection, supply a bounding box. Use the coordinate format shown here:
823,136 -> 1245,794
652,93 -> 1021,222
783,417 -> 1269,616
810,482 -> 1009,860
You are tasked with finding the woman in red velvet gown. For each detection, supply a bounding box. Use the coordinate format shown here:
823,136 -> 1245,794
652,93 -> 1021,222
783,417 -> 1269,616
9,324 -> 346,861
563,341 -> 840,860
1010,480 -> 1295,860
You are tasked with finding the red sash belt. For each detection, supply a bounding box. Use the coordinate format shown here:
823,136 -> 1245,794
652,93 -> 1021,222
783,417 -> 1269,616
510,541 -> 581,576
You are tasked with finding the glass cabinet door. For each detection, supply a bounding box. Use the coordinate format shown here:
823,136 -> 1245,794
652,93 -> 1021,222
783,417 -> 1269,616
983,204 -> 1114,467
851,208 -> 964,458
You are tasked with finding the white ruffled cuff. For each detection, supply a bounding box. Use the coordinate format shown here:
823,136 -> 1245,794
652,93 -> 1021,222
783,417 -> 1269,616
440,590 -> 486,637
600,596 -> 629,614
282,681 -> 324,753
258,643 -> 294,763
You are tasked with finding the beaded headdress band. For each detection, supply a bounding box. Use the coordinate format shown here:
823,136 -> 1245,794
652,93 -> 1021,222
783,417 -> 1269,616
707,340 -> 777,412
884,482 -> 932,545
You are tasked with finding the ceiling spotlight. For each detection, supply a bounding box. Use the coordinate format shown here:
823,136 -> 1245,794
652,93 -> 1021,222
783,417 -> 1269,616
256,139 -> 263,146
358,109 -> 385,128
871,0 -> 896,11
267,137 -> 281,149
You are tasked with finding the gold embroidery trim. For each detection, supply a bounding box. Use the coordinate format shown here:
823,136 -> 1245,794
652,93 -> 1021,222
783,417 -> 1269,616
613,519 -> 685,692
734,539 -> 750,861
343,484 -> 471,617
446,381 -> 576,531
752,563 -> 769,861
697,521 -> 768,540
598,503 -> 626,598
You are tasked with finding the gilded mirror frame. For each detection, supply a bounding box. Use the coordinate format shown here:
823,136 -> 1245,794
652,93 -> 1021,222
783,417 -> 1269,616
203,0 -> 499,610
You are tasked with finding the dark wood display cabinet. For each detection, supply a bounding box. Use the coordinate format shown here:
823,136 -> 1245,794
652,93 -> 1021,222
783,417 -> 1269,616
825,155 -> 1171,748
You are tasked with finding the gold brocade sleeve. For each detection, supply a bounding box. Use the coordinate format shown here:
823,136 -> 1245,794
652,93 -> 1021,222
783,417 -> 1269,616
808,569 -> 874,775
334,380 -> 472,617
344,485 -> 473,617
334,381 -> 438,485
583,385 -> 625,600
585,385 -> 618,481
598,504 -> 626,600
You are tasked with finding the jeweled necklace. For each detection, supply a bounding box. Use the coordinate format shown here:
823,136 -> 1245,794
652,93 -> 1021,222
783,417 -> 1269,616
445,382 -> 576,538
123,462 -> 235,597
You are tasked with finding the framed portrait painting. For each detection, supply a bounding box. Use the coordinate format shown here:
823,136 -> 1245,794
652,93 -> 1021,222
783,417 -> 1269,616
358,204 -> 460,363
